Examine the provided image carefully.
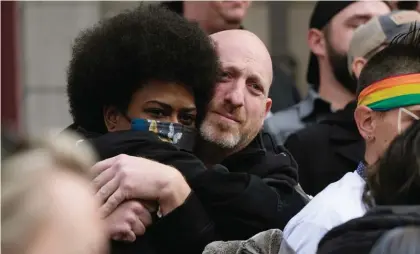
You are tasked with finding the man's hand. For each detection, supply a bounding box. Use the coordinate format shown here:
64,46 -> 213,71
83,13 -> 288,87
91,154 -> 191,218
105,200 -> 152,242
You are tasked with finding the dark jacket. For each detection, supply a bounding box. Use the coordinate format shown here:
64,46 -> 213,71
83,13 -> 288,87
284,101 -> 364,196
72,127 -> 307,254
317,206 -> 420,254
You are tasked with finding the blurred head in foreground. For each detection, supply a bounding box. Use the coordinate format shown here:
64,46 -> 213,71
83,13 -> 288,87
1,131 -> 107,254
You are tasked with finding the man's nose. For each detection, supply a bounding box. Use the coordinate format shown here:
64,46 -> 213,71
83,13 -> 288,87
223,81 -> 245,109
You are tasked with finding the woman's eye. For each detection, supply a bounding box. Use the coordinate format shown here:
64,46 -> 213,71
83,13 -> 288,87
180,114 -> 196,126
145,108 -> 165,118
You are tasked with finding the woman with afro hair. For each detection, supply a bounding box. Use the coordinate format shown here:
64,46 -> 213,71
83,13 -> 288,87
66,4 -> 219,138
65,4 -> 220,254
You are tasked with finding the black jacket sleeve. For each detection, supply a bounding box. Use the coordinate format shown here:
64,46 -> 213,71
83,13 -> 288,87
190,165 -> 306,237
149,133 -> 306,253
148,163 -> 307,254
148,192 -> 215,254
91,131 -> 306,253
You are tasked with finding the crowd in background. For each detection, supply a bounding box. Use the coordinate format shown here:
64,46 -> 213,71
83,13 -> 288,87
2,1 -> 420,254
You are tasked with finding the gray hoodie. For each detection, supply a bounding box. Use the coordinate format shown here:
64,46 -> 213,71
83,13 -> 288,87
203,229 -> 296,254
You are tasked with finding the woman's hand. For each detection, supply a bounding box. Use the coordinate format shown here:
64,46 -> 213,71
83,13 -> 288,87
104,200 -> 153,242
91,154 -> 191,218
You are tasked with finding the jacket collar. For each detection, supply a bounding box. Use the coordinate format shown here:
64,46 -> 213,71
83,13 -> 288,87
220,131 -> 269,173
224,131 -> 266,161
325,101 -> 364,164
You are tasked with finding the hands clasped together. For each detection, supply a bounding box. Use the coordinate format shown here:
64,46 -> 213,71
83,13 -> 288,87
91,154 -> 191,242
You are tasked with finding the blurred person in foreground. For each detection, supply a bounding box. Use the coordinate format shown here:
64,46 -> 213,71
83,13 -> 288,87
65,4 -> 307,254
265,1 -> 390,144
317,120 -> 420,254
161,1 -> 301,112
370,227 -> 420,254
284,11 -> 420,196
283,25 -> 420,254
1,131 -> 107,254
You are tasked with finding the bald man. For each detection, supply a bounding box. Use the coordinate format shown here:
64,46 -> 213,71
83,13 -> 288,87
90,29 -> 307,254
196,30 -> 273,164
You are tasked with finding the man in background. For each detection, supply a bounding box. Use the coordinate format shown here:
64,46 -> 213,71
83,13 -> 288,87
161,1 -> 301,112
265,1 -> 390,144
285,11 -> 420,196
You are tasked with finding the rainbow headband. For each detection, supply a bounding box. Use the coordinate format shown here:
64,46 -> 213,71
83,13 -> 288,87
357,73 -> 420,111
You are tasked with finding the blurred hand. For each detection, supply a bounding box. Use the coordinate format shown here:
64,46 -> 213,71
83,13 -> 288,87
91,154 -> 191,218
105,200 -> 153,242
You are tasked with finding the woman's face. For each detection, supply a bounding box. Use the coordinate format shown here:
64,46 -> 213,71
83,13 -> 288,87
105,81 -> 197,132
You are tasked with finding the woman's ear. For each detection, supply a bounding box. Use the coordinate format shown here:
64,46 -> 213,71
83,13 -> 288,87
354,105 -> 376,142
103,106 -> 125,132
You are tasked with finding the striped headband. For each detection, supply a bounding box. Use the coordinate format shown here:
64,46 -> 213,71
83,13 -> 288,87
357,73 -> 420,111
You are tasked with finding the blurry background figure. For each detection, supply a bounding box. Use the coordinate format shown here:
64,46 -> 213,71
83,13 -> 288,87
388,1 -> 420,12
166,1 -> 251,34
284,11 -> 420,196
161,1 -> 301,113
370,227 -> 420,254
5,1 -> 328,137
348,11 -> 420,78
1,131 -> 108,254
265,1 -> 390,145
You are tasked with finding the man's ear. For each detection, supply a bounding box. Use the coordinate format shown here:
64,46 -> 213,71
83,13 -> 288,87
352,57 -> 368,79
354,105 -> 375,141
308,28 -> 327,58
103,106 -> 121,132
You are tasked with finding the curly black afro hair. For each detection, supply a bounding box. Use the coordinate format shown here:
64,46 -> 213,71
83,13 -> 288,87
67,4 -> 220,133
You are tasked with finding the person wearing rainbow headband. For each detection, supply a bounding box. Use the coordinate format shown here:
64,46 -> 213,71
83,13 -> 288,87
283,26 -> 420,254
357,73 -> 420,134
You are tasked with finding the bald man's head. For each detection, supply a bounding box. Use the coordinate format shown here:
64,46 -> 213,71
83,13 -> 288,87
210,30 -> 273,89
201,29 -> 273,155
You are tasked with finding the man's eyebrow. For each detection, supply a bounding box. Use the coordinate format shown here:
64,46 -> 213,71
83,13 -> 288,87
345,14 -> 372,24
249,73 -> 264,84
222,64 -> 267,87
